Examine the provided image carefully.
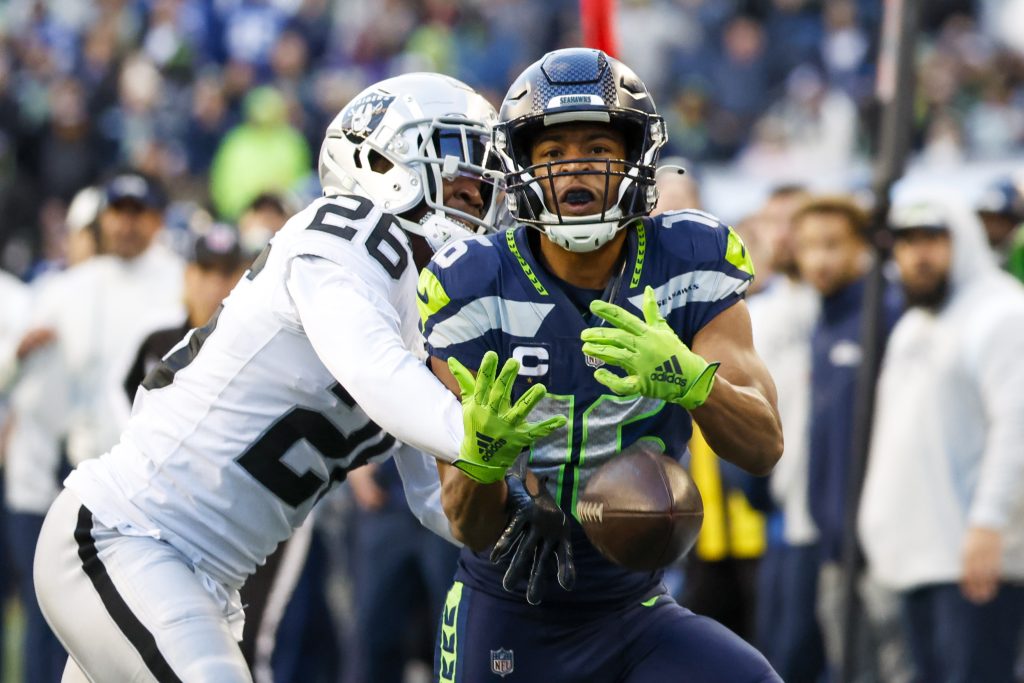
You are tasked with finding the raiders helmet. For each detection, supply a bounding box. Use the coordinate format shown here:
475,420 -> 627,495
319,73 -> 501,250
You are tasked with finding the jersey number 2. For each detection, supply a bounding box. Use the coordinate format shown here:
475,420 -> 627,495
235,384 -> 395,507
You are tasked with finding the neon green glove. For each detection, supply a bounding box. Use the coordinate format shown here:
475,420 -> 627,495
449,351 -> 567,484
580,286 -> 719,410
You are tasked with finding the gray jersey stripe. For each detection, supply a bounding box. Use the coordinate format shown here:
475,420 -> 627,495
427,297 -> 556,349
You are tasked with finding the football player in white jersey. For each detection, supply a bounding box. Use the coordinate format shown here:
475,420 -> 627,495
33,73 -> 564,683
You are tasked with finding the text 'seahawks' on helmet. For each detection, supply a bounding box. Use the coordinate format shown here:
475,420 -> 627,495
319,73 -> 502,251
494,48 -> 667,252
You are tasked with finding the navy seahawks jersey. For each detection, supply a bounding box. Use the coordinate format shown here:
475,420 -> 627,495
420,210 -> 755,605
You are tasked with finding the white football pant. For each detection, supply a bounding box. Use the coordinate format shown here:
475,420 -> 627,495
35,489 -> 251,682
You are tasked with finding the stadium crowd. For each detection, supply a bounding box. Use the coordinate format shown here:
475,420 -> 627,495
1,0 -> 1023,682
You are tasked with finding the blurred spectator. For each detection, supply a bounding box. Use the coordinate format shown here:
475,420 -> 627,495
662,82 -> 714,161
964,72 -> 1024,158
57,173 -> 185,465
652,166 -> 766,644
209,86 -> 311,219
123,223 -> 246,396
792,195 -> 908,681
745,185 -> 825,682
761,0 -> 823,87
0,173 -> 185,682
859,194 -> 1024,683
740,64 -> 858,181
0,186 -> 104,683
0,268 -> 30,682
238,191 -> 291,258
64,185 -> 104,266
820,0 -> 872,104
22,184 -> 105,283
38,77 -> 100,203
975,176 -> 1024,263
187,71 -> 235,175
348,460 -> 459,683
221,0 -> 289,77
731,213 -> 774,295
708,14 -> 772,157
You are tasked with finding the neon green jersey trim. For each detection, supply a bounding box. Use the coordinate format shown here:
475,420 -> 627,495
506,230 -> 548,295
725,226 -> 755,277
417,268 -> 451,325
641,596 -> 659,607
438,581 -> 464,683
630,222 -> 647,288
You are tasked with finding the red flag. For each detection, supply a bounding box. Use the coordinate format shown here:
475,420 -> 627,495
580,0 -> 618,57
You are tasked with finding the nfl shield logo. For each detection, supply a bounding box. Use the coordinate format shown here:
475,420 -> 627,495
490,648 -> 514,677
585,354 -> 605,369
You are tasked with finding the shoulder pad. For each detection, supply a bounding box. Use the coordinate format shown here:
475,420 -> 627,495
646,210 -> 754,277
419,233 -> 502,325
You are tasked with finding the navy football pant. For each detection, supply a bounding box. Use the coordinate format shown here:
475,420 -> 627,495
434,582 -> 780,683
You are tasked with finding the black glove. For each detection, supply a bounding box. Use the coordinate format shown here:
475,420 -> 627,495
490,456 -> 575,605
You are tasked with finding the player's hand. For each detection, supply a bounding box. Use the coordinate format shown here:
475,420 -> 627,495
449,351 -> 566,484
490,456 -> 575,605
16,328 -> 57,361
961,526 -> 1002,604
581,286 -> 719,410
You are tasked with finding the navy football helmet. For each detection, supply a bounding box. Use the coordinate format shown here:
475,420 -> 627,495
494,48 -> 666,252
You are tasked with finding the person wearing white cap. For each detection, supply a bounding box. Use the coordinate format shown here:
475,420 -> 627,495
858,192 -> 1024,682
2,174 -> 185,683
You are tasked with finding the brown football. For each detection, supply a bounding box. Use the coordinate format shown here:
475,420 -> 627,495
576,441 -> 703,572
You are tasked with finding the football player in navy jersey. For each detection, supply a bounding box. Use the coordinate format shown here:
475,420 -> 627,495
420,49 -> 784,682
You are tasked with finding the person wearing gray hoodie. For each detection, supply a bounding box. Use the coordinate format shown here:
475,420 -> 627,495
858,190 -> 1024,683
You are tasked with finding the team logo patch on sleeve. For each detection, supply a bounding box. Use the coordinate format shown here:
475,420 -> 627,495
490,648 -> 514,677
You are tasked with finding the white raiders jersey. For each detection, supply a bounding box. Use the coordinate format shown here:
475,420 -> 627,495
66,194 -> 461,590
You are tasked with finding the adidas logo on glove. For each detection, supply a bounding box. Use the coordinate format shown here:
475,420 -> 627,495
649,356 -> 689,388
476,432 -> 508,462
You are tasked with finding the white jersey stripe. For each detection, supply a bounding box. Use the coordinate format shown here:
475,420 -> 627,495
627,270 -> 750,314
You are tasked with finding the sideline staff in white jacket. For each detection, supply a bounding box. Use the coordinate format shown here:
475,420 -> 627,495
858,191 -> 1024,683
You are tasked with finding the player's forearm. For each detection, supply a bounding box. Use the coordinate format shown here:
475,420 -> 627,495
290,257 -> 464,461
691,377 -> 783,476
438,461 -> 509,551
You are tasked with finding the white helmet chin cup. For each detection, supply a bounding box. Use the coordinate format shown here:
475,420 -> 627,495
523,168 -> 630,253
540,221 -> 621,253
408,213 -> 477,252
318,73 -> 501,245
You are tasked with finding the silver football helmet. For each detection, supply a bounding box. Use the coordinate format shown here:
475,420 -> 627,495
319,73 -> 502,250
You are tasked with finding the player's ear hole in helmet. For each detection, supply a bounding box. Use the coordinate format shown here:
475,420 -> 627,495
318,73 -> 505,251
493,48 -> 667,253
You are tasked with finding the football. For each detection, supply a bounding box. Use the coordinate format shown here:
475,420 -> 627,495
576,441 -> 703,572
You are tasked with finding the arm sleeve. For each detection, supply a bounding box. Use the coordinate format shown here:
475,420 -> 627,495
286,255 -> 463,463
967,305 -> 1024,529
393,443 -> 462,547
